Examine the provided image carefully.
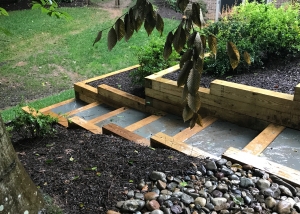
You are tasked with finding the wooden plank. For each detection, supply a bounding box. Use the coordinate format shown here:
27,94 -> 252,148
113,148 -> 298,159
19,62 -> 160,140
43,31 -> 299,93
147,97 -> 182,116
146,65 -> 179,81
74,82 -> 99,101
294,83 -> 300,102
125,115 -> 163,131
68,116 -> 102,134
98,84 -> 146,112
150,132 -> 219,160
76,92 -> 99,104
173,116 -> 218,142
145,88 -> 182,106
88,107 -> 128,124
242,124 -> 285,155
64,102 -> 101,117
103,123 -> 150,146
39,98 -> 75,113
210,80 -> 298,115
222,147 -> 300,187
22,106 -> 68,127
81,65 -> 140,84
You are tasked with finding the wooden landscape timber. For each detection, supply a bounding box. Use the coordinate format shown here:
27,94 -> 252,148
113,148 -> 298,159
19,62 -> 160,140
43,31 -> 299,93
145,65 -> 300,131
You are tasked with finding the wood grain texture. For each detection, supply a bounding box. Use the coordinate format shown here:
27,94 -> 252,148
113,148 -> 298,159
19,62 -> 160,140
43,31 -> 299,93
88,107 -> 128,124
242,124 -> 285,155
150,132 -> 219,160
69,116 -> 102,134
174,116 -> 218,142
223,147 -> 300,187
103,123 -> 150,146
125,115 -> 163,131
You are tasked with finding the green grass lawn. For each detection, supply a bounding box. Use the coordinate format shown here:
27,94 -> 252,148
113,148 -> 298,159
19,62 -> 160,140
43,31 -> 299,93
0,5 -> 180,121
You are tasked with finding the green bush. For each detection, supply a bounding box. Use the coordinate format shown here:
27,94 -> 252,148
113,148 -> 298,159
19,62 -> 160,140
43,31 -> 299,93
7,105 -> 58,139
204,1 -> 300,76
164,0 -> 208,17
130,38 -> 179,86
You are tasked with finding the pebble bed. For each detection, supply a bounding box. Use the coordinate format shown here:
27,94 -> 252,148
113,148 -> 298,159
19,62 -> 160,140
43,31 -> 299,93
108,158 -> 300,214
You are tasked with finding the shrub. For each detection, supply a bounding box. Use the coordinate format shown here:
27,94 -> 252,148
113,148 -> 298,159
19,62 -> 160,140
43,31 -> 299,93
204,1 -> 300,76
130,38 -> 179,86
7,105 -> 58,139
164,0 -> 208,17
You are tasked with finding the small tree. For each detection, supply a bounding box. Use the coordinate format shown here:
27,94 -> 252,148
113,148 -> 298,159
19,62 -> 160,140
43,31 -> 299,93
93,0 -> 250,128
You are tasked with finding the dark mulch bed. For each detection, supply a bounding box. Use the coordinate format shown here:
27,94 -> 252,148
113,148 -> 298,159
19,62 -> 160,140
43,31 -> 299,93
12,124 -> 207,213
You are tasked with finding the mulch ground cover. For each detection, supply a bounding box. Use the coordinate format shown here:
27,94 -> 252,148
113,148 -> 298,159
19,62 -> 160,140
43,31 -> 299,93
11,124 -> 207,213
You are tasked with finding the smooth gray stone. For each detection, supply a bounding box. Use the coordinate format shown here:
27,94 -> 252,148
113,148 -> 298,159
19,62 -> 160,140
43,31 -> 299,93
205,202 -> 214,211
150,210 -> 164,214
127,190 -> 134,198
221,166 -> 234,176
276,200 -> 292,214
160,206 -> 171,214
217,183 -> 228,193
150,171 -> 167,182
206,161 -> 217,172
229,174 -> 240,180
122,199 -> 144,212
294,202 -> 300,212
270,175 -> 297,196
211,197 -> 227,206
163,200 -> 173,208
167,182 -> 178,191
216,158 -> 227,167
257,179 -> 271,190
279,185 -> 293,197
240,177 -> 254,188
195,197 -> 206,207
263,188 -> 275,197
135,193 -> 144,200
265,196 -> 277,209
181,193 -> 194,204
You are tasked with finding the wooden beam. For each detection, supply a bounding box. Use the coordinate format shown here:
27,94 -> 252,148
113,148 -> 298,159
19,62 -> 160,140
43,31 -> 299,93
102,123 -> 150,146
294,83 -> 300,102
81,65 -> 140,84
125,115 -> 163,131
173,116 -> 218,142
74,82 -> 99,102
145,88 -> 182,107
146,65 -> 179,81
222,147 -> 300,187
39,98 -> 75,113
147,97 -> 182,116
76,92 -> 99,104
150,132 -> 219,160
242,124 -> 285,155
88,107 -> 128,124
98,84 -> 145,111
210,80 -> 297,115
22,106 -> 68,127
64,102 -> 101,117
68,116 -> 102,134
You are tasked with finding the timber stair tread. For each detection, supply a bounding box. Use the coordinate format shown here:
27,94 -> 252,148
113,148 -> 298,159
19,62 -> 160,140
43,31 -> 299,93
22,97 -> 300,187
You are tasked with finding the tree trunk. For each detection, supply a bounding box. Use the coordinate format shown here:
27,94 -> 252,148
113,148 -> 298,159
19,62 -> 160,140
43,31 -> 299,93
0,116 -> 44,213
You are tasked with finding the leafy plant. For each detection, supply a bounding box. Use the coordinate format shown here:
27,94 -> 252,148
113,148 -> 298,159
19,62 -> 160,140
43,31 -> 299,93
93,0 -> 247,128
7,105 -> 58,139
130,38 -> 179,86
165,0 -> 208,18
0,7 -> 11,35
32,0 -> 72,20
204,1 -> 300,75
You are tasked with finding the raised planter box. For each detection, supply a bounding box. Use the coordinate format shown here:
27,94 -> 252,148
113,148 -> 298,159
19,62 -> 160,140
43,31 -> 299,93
145,65 -> 300,131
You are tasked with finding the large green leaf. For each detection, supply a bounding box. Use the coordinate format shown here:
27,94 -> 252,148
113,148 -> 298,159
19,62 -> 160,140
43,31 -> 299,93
187,31 -> 197,48
156,13 -> 164,36
107,28 -> 117,51
144,11 -> 156,36
183,104 -> 194,122
173,25 -> 186,53
180,49 -> 193,69
166,31 -> 174,43
93,30 -> 102,46
177,0 -> 189,13
208,35 -> 217,57
189,113 -> 202,128
187,68 -> 200,95
115,18 -> 125,41
194,57 -> 203,74
182,84 -> 188,101
227,42 -> 240,70
163,41 -> 172,60
200,35 -> 206,50
134,16 -> 143,32
187,92 -> 201,112
177,60 -> 193,87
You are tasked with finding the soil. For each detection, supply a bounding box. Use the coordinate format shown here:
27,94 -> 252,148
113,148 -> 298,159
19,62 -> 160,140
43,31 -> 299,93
11,124 -> 207,213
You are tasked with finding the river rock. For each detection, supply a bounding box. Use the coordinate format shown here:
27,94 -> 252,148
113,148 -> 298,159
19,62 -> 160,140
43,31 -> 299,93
280,185 -> 293,197
157,180 -> 167,190
195,197 -> 206,207
216,158 -> 227,167
276,200 -> 292,214
286,198 -> 296,207
257,179 -> 271,190
240,177 -> 254,188
206,161 -> 217,172
265,196 -> 277,209
122,199 -> 144,212
107,210 -> 120,214
211,197 -> 227,206
212,190 -> 223,198
150,171 -> 167,182
144,192 -> 159,200
181,193 -> 194,204
146,200 -> 160,211
294,202 -> 300,212
217,183 -> 228,192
